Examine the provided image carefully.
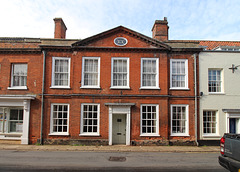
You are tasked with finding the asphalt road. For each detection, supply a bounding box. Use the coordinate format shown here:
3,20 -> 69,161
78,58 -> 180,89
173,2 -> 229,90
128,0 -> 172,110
0,150 -> 228,172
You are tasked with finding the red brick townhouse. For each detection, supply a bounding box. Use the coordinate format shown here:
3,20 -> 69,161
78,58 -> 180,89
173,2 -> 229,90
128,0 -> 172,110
0,18 -> 202,145
0,37 -> 42,144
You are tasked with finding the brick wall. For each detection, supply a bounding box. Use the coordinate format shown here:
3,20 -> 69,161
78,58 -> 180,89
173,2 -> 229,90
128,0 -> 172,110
37,46 -> 197,145
0,53 -> 42,94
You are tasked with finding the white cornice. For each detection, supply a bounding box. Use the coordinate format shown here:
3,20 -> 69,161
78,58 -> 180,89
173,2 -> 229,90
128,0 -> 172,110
0,95 -> 36,100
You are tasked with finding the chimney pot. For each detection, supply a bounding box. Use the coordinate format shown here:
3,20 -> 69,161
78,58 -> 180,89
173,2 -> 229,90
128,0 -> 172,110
152,17 -> 169,42
54,18 -> 67,39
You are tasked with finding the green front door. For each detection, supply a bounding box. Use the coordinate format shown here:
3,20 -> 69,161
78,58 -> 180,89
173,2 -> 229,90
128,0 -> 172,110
112,114 -> 126,144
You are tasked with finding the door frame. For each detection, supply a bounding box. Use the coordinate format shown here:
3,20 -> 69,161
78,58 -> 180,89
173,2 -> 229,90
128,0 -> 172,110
105,103 -> 135,146
226,113 -> 240,134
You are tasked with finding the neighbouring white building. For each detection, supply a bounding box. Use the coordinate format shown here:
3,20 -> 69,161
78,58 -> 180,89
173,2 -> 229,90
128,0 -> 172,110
199,42 -> 240,144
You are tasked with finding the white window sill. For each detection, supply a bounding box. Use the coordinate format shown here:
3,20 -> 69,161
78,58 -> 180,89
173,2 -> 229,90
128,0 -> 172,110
50,86 -> 70,89
0,133 -> 22,140
203,134 -> 221,138
140,134 -> 160,137
208,92 -> 225,95
49,133 -> 69,136
170,88 -> 190,91
0,133 -> 22,136
0,136 -> 21,140
8,86 -> 27,90
140,87 -> 160,90
110,87 -> 130,90
79,133 -> 100,137
170,134 -> 190,137
80,86 -> 101,89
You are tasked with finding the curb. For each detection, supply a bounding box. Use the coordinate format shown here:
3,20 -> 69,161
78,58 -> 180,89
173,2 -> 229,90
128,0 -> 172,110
0,145 -> 220,153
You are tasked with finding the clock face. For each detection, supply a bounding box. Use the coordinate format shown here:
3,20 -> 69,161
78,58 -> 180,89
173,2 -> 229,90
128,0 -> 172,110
114,37 -> 128,46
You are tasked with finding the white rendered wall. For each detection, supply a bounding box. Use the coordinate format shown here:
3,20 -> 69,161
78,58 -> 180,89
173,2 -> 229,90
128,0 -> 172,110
199,52 -> 240,140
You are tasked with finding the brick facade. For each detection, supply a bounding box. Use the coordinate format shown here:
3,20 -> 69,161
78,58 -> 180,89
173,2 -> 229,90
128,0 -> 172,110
0,18 -> 201,145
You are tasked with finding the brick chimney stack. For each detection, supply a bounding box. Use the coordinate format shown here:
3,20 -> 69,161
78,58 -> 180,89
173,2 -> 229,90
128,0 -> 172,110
54,18 -> 67,39
152,17 -> 169,42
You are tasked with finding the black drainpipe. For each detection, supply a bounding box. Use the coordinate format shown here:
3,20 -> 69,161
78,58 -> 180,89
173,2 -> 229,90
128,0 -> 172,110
40,50 -> 46,145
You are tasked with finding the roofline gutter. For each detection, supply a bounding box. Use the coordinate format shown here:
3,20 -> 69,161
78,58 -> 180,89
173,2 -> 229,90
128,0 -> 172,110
171,48 -> 203,52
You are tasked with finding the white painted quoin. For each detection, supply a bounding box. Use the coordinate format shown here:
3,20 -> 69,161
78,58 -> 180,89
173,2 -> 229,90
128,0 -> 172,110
199,51 -> 240,140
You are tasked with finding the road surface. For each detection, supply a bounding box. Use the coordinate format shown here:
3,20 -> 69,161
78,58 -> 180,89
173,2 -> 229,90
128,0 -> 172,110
0,150 -> 228,172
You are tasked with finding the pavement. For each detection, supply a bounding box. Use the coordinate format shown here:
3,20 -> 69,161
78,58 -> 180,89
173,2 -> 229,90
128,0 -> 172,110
0,144 -> 220,153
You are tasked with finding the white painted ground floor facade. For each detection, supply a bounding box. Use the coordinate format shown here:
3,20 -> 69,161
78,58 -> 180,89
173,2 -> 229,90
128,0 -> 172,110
0,95 -> 36,144
200,95 -> 240,140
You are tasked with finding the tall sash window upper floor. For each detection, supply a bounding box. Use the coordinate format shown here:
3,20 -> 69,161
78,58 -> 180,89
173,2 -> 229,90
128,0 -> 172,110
208,69 -> 223,94
8,63 -> 28,90
51,57 -> 71,89
81,57 -> 100,89
111,57 -> 130,89
141,58 -> 159,89
170,59 -> 188,90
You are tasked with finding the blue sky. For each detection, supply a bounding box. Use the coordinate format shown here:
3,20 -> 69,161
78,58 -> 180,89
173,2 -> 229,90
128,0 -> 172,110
1,0 -> 240,41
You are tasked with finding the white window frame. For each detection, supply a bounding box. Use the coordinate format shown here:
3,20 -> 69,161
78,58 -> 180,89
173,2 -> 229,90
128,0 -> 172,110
140,104 -> 159,136
0,108 -> 24,134
80,103 -> 100,136
170,59 -> 188,90
171,104 -> 189,136
8,64 -> 28,90
203,110 -> 219,137
51,57 -> 71,89
9,108 -> 24,133
111,57 -> 130,89
81,57 -> 100,88
140,58 -> 159,89
0,108 -> 8,133
49,103 -> 69,136
208,69 -> 223,94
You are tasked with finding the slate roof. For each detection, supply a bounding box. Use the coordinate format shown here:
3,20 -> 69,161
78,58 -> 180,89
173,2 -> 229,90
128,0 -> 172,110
165,40 -> 200,48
